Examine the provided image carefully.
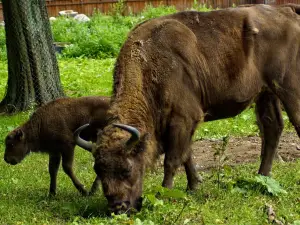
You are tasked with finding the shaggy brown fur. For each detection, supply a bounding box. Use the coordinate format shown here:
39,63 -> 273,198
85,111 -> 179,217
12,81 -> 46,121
90,5 -> 300,213
4,96 -> 109,196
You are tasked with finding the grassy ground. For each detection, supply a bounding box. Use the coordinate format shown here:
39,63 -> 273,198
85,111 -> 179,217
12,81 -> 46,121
0,59 -> 299,225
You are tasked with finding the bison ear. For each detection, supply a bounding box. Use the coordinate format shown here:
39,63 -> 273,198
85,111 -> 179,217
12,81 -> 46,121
15,129 -> 24,140
131,133 -> 150,156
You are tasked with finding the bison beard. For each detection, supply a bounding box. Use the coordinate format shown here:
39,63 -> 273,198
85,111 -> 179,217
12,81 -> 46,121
76,4 -> 300,214
4,96 -> 110,196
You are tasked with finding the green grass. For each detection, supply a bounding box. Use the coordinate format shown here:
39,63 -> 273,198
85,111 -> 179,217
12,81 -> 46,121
59,58 -> 114,97
0,59 -> 300,224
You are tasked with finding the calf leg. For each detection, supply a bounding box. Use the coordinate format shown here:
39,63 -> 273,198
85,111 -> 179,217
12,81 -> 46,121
61,146 -> 88,196
256,91 -> 283,176
48,154 -> 61,196
89,176 -> 101,196
162,116 -> 200,190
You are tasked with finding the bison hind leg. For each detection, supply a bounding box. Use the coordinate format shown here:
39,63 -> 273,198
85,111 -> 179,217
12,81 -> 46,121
256,91 -> 283,176
184,153 -> 202,190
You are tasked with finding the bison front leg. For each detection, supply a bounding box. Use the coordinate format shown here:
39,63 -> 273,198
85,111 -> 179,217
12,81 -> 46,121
49,154 -> 61,196
256,91 -> 283,176
162,116 -> 200,190
61,146 -> 88,196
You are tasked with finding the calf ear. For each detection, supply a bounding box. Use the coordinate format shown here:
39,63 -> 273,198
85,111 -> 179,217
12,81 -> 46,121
15,129 -> 24,140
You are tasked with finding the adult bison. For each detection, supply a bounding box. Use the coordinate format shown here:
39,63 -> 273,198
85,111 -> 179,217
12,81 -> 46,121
4,96 -> 109,196
75,5 -> 300,213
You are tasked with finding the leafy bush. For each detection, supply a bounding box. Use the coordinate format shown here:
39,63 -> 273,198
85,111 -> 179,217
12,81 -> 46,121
51,4 -> 180,59
139,4 -> 177,20
0,4 -> 213,61
51,13 -> 133,59
190,0 -> 214,11
234,175 -> 287,196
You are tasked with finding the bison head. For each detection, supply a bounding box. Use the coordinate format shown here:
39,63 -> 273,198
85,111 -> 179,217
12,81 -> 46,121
4,129 -> 29,165
75,123 -> 147,214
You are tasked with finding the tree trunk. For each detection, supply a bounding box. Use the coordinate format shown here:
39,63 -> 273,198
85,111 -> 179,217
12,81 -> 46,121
0,0 -> 64,113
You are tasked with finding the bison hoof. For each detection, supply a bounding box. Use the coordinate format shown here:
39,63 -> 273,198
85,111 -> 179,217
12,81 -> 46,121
187,183 -> 198,191
187,174 -> 203,191
48,192 -> 56,198
88,190 -> 97,196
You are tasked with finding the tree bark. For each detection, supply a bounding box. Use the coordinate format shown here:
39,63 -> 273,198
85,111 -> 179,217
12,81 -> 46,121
0,0 -> 64,113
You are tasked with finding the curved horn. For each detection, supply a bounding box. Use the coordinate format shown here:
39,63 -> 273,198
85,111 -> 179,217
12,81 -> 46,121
74,124 -> 93,152
113,124 -> 140,146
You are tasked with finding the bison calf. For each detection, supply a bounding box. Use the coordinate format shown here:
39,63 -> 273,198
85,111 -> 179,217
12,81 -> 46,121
4,96 -> 109,196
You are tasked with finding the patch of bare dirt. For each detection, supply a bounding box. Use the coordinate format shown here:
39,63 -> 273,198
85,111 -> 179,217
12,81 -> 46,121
191,132 -> 300,171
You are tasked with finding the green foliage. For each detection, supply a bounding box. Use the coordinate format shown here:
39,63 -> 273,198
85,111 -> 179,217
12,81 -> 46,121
194,108 -> 259,140
51,14 -> 131,59
51,4 -> 180,59
190,1 -> 213,12
146,186 -> 187,200
194,107 -> 294,140
58,58 -> 114,97
0,61 -> 7,98
139,4 -> 178,20
235,175 -> 287,196
213,136 -> 230,189
0,4 -> 182,61
0,26 -> 6,61
110,0 -> 126,18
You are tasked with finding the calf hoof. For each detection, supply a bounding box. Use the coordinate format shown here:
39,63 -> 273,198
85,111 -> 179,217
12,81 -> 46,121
88,190 -> 97,196
81,189 -> 89,196
88,184 -> 100,196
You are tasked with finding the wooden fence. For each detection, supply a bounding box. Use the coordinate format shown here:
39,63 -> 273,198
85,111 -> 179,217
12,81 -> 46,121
1,0 -> 300,22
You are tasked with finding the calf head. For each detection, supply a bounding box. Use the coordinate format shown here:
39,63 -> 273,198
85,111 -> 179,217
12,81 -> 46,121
4,129 -> 29,165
